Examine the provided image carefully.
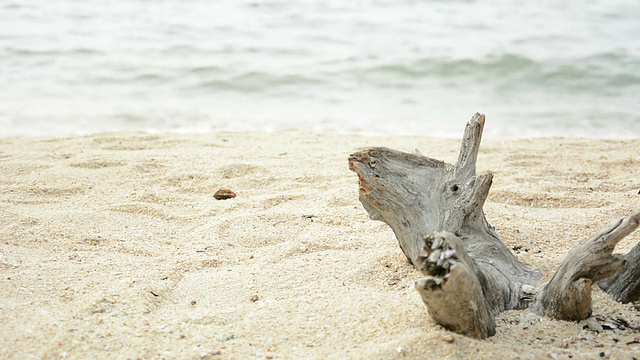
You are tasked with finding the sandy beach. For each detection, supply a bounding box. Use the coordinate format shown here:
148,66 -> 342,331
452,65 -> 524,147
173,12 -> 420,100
1,131 -> 639,359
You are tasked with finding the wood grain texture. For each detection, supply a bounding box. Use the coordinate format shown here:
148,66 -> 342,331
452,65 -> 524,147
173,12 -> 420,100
349,113 -> 640,338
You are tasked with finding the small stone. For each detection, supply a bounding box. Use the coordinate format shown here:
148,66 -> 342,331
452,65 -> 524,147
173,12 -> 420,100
214,188 -> 236,200
525,312 -> 540,321
584,318 -> 603,332
442,335 -> 454,343
250,295 -> 259,302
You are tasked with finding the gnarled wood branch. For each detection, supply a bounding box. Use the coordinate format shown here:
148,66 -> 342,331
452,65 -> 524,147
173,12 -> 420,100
599,241 -> 640,303
348,113 -> 640,339
414,232 -> 496,338
531,212 -> 640,319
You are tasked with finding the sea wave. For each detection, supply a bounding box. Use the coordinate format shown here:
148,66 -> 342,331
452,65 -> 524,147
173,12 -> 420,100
1,0 -> 639,137
361,52 -> 640,91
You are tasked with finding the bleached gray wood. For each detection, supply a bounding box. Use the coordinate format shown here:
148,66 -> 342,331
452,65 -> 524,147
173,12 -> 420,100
599,242 -> 640,303
348,112 -> 640,339
531,211 -> 640,318
348,113 -> 541,338
414,232 -> 496,338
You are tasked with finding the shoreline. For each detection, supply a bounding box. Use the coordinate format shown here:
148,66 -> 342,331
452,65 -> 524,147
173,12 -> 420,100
3,128 -> 640,142
1,131 -> 639,359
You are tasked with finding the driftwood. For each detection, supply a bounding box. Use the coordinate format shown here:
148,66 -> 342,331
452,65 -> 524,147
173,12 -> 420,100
531,213 -> 640,320
599,242 -> 640,303
348,113 -> 640,338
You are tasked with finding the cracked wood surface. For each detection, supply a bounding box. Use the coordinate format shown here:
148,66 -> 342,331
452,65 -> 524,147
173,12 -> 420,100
349,113 -> 640,338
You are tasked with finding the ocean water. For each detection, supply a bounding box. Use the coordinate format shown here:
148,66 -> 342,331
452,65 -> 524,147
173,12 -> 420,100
1,0 -> 639,138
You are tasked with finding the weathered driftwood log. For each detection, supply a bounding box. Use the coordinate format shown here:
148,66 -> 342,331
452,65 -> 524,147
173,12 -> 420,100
599,241 -> 640,303
348,113 -> 640,339
531,212 -> 640,319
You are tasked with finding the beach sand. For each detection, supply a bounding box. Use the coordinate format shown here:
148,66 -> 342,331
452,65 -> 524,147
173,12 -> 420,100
1,131 -> 639,359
